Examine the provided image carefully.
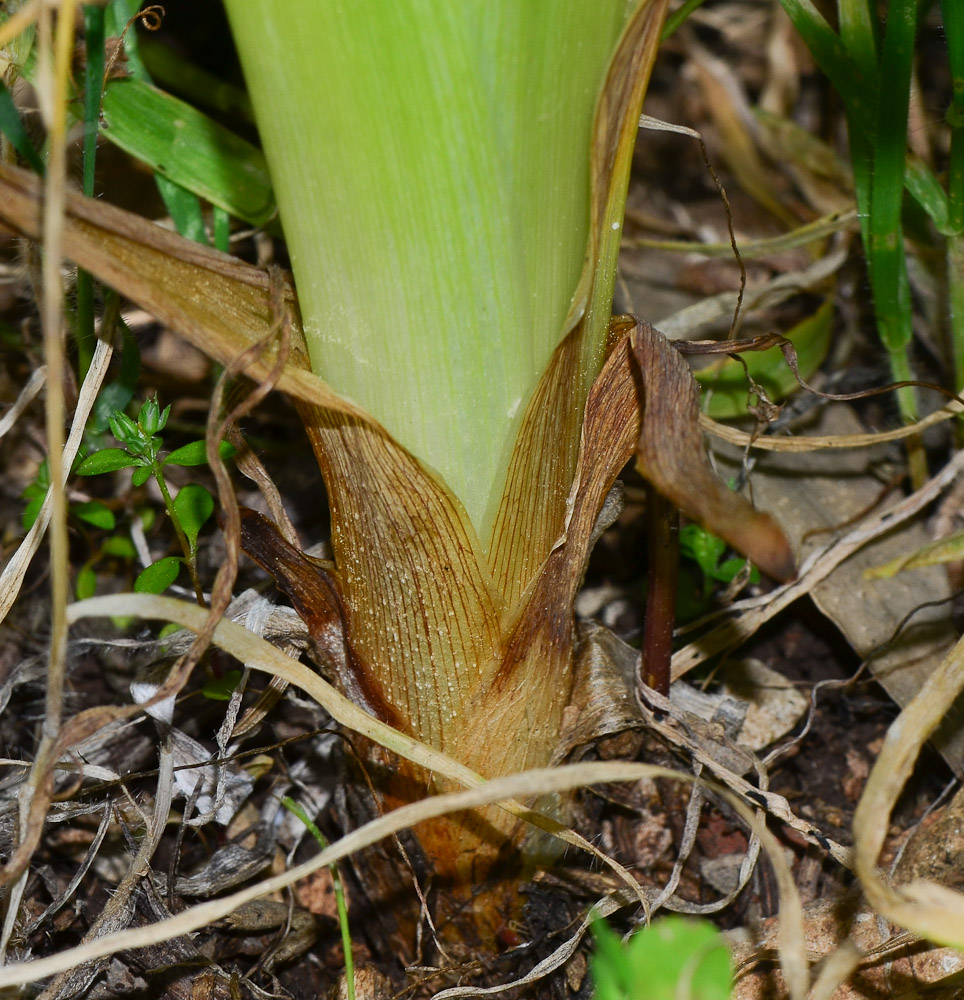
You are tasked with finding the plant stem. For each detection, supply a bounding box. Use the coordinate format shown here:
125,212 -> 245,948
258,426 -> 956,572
640,484 -> 679,696
151,464 -> 205,606
281,796 -> 354,1000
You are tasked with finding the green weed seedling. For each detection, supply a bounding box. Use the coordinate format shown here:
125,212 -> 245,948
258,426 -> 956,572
591,915 -> 732,1000
678,523 -> 760,621
74,396 -> 233,603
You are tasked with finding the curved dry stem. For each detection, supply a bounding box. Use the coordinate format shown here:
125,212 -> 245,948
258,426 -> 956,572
700,400 -> 964,452
854,631 -> 964,946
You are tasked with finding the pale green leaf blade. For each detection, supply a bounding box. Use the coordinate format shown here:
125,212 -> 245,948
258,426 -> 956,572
100,78 -> 276,227
224,0 -> 634,530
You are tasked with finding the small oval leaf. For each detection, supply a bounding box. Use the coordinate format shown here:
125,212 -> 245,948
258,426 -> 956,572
131,466 -> 152,487
21,496 -> 44,532
164,440 -> 207,467
174,483 -> 214,548
202,669 -> 244,701
134,556 -> 181,594
75,448 -> 137,476
165,439 -> 237,467
72,500 -> 116,530
75,564 -> 97,600
102,535 -> 138,559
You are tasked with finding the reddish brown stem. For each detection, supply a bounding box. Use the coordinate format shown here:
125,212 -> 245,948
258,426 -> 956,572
640,484 -> 679,696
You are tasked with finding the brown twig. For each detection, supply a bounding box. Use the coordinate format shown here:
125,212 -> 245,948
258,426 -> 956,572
639,483 -> 679,696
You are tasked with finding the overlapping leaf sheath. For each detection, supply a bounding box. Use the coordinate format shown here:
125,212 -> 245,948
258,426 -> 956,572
0,161 -> 794,883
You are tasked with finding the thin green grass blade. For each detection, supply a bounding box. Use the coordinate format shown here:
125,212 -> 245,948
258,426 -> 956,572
76,4 -> 106,380
837,0 -> 877,248
777,0 -> 876,126
905,155 -> 952,234
100,79 -> 275,230
139,36 -> 254,123
943,0 -> 964,395
662,0 -> 709,40
780,0 -> 945,224
0,80 -> 44,175
81,5 -> 104,198
103,0 -> 209,241
213,205 -> 230,254
838,0 -> 878,80
281,797 -> 355,1000
154,174 -> 209,245
942,0 -> 964,235
866,0 -> 917,421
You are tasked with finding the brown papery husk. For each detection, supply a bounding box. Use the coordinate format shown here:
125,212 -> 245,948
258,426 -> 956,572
289,320 -> 643,960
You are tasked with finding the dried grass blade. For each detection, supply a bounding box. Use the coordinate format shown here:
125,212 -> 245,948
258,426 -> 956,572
0,337 -> 111,625
0,760 -> 796,994
0,164 -> 368,422
65,592 -> 641,897
854,632 -> 964,946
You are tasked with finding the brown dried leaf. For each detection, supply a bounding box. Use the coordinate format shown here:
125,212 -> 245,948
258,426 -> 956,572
0,164 -> 368,422
236,507 -> 403,727
631,322 -> 796,582
299,406 -> 503,758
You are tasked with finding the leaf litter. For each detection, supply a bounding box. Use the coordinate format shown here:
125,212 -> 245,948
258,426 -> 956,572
2,2 -> 964,998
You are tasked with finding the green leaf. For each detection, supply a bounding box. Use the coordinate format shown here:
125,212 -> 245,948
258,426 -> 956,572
102,534 -> 137,559
75,448 -> 137,475
679,523 -> 726,579
0,79 -> 44,175
131,466 -> 152,487
905,155 -> 953,234
202,669 -> 244,701
714,557 -> 759,585
591,916 -> 732,1000
21,495 -> 43,532
155,173 -> 210,244
75,563 -> 97,601
90,381 -> 137,435
138,505 -> 157,532
173,483 -> 214,548
164,439 -> 237,467
81,3 -> 105,196
99,78 -> 277,227
134,556 -> 182,594
71,500 -> 116,530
